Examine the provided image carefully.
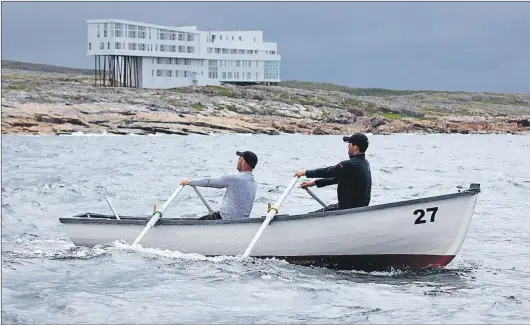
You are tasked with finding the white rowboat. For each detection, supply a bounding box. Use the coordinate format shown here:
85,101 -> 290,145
58,183 -> 481,271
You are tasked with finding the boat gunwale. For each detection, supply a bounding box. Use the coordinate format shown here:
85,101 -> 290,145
58,185 -> 480,226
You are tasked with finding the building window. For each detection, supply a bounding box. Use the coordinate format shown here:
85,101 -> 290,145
222,72 -> 227,79
152,69 -> 154,76
184,71 -> 188,78
187,34 -> 194,41
187,46 -> 194,53
207,47 -> 213,53
88,42 -> 91,50
178,33 -> 184,41
156,69 -> 163,77
239,36 -> 242,41
247,72 -> 251,79
230,49 -> 237,54
185,59 -> 190,65
236,61 -> 241,67
107,42 -> 110,49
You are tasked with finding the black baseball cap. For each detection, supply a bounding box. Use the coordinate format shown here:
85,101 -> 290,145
236,151 -> 258,168
343,133 -> 369,152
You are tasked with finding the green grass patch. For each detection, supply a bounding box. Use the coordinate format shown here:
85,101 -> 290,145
166,99 -> 180,107
381,113 -> 403,120
6,82 -> 27,90
225,104 -> 238,112
191,103 -> 204,111
205,85 -> 234,97
280,81 -> 446,97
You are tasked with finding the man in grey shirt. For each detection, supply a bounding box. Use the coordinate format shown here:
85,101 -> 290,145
180,151 -> 258,220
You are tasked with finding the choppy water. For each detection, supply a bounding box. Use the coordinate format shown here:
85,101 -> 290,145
2,133 -> 530,324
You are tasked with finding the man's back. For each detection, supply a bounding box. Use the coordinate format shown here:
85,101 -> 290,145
189,171 -> 257,220
218,171 -> 257,220
306,153 -> 371,209
336,154 -> 371,209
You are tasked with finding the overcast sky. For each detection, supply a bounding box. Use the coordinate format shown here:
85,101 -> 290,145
2,1 -> 529,93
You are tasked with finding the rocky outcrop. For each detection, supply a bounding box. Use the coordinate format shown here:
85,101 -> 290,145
2,61 -> 530,135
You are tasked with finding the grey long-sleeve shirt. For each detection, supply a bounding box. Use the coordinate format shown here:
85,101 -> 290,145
188,171 -> 257,220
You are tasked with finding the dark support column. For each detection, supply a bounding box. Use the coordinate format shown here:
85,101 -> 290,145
103,55 -> 107,87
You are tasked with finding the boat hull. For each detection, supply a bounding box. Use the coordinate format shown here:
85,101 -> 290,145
59,184 -> 480,271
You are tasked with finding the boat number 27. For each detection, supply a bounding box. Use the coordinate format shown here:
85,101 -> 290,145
413,207 -> 439,224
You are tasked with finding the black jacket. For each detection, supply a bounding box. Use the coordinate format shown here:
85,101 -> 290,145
305,153 -> 371,209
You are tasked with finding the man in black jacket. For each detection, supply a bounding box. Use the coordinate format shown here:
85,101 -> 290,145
294,133 -> 372,212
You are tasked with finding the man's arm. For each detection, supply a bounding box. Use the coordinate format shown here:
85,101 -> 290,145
305,161 -> 348,179
314,177 -> 339,187
185,174 -> 234,188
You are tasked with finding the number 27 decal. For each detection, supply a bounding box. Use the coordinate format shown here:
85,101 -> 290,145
414,207 -> 438,224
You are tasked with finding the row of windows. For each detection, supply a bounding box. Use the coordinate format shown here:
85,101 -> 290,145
150,68 -> 272,81
153,69 -> 199,78
153,57 -> 195,65
221,71 -> 259,80
159,44 -> 195,53
91,42 -> 194,53
207,48 -> 276,55
208,34 -> 258,43
96,23 -> 195,42
208,60 -> 260,68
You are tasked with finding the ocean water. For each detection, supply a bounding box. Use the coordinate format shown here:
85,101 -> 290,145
2,133 -> 529,324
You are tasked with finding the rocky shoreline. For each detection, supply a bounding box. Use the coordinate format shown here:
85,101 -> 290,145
2,60 -> 530,136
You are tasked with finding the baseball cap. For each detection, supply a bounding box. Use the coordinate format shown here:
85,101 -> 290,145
343,133 -> 369,152
236,151 -> 258,168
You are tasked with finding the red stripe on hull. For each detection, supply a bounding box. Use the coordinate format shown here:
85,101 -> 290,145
256,254 -> 456,271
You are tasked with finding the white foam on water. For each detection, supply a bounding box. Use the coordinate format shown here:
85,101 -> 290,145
111,240 -> 242,264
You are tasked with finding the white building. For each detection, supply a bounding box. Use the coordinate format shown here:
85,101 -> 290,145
86,19 -> 281,89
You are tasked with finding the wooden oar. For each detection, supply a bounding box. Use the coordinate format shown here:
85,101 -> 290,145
131,185 -> 185,247
241,176 -> 299,258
